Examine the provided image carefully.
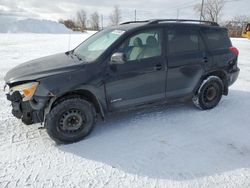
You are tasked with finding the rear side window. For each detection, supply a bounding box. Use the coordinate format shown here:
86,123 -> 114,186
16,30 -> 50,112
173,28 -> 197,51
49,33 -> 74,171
167,28 -> 202,54
202,28 -> 231,50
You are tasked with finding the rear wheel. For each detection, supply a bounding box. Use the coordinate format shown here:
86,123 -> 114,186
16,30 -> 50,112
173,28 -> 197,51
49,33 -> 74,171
193,76 -> 224,110
45,98 -> 96,144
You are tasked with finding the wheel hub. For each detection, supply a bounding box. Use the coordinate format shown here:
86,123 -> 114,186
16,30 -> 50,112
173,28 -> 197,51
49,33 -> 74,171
59,109 -> 85,133
205,86 -> 217,101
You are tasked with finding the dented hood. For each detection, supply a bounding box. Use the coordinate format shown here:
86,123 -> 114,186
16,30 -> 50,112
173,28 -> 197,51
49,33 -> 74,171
4,53 -> 83,84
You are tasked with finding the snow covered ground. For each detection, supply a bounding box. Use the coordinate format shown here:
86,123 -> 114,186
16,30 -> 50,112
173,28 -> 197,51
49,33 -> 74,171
0,34 -> 250,188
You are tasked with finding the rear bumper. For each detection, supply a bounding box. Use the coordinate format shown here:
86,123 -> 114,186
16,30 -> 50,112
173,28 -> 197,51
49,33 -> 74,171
6,92 -> 47,125
228,67 -> 240,86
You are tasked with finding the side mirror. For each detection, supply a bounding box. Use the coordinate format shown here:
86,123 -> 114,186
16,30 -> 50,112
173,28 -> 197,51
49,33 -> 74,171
110,52 -> 126,65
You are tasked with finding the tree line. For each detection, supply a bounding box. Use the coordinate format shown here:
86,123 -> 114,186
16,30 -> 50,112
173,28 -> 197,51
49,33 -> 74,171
59,5 -> 121,32
59,1 -> 249,37
194,0 -> 250,37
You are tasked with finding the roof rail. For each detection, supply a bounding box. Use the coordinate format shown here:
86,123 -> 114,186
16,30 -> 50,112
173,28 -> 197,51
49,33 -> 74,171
120,19 -> 219,26
120,20 -> 152,25
148,19 -> 219,26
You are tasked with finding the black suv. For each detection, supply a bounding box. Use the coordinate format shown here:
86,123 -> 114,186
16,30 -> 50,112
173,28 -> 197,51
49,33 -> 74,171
4,19 -> 240,143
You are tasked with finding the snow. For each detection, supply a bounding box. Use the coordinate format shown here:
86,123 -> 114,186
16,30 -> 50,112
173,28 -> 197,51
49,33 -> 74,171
0,34 -> 250,187
0,19 -> 71,33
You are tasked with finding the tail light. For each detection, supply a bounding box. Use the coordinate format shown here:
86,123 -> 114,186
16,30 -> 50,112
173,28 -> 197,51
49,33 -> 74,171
228,47 -> 239,71
229,47 -> 239,56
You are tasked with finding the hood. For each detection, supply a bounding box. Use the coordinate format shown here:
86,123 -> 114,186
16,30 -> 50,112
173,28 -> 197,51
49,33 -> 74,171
4,53 -> 83,84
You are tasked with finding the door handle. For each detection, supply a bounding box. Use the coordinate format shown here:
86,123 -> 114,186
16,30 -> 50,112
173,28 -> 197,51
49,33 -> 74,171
202,57 -> 209,63
154,64 -> 163,71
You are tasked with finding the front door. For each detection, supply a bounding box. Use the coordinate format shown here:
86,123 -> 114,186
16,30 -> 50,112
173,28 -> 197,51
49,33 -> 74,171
104,28 -> 166,110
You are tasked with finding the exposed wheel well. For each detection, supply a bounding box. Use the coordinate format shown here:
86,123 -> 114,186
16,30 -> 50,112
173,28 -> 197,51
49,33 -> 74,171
204,71 -> 228,95
51,90 -> 105,120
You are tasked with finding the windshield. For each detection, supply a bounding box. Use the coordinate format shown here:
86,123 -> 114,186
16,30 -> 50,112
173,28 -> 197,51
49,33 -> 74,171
73,29 -> 126,62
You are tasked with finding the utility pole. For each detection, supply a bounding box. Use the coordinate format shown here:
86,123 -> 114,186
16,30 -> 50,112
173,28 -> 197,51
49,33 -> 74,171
177,9 -> 180,19
200,0 -> 205,21
134,9 -> 137,21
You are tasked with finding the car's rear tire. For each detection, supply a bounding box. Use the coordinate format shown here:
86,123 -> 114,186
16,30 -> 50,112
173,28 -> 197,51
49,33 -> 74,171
193,76 -> 224,110
45,98 -> 96,144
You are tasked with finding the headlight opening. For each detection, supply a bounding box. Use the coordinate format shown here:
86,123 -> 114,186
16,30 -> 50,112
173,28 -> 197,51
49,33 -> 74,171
10,82 -> 39,101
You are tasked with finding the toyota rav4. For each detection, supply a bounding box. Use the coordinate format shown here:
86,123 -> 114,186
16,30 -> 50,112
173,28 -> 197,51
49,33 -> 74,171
4,19 -> 240,143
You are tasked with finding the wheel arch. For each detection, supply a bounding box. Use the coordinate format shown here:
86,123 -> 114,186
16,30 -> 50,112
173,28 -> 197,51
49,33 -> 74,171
46,89 -> 106,121
200,70 -> 228,95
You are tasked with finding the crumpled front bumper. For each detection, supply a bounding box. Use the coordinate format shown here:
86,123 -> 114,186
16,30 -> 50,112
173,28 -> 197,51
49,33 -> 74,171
6,91 -> 47,125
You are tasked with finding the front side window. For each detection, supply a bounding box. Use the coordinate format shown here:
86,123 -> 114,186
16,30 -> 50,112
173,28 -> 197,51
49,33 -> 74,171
117,29 -> 162,61
167,28 -> 201,54
74,29 -> 125,62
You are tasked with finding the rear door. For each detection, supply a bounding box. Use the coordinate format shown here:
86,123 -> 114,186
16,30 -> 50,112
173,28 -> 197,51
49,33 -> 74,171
165,25 -> 207,98
104,28 -> 167,110
200,27 -> 233,70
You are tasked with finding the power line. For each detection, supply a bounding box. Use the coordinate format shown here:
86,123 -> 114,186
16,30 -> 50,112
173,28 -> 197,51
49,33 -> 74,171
156,1 -> 200,16
126,0 -> 242,22
166,0 -> 200,9
135,0 -> 199,16
225,0 -> 242,2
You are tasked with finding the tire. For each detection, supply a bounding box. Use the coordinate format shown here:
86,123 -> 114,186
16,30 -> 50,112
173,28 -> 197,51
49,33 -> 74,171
45,98 -> 96,144
193,76 -> 224,110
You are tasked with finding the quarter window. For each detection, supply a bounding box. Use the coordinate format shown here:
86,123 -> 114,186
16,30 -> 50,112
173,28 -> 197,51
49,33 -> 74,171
202,28 -> 231,50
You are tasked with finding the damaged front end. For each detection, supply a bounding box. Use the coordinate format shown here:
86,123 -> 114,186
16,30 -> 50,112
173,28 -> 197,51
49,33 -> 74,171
5,82 -> 49,125
3,52 -> 84,126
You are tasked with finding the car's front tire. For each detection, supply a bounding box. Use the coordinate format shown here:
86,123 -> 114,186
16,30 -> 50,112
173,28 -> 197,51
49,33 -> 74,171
193,76 -> 224,110
45,98 -> 96,144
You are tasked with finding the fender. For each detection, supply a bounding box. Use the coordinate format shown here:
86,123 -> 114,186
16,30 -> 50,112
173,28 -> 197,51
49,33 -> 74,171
43,87 -> 107,123
193,69 -> 229,96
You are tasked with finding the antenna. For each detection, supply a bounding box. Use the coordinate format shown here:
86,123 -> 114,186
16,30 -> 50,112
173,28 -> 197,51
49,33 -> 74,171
135,9 -> 137,21
101,14 -> 104,30
177,9 -> 180,19
68,29 -> 72,51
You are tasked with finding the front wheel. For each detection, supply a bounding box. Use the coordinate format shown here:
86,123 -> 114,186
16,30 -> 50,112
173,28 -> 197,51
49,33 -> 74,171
45,98 -> 96,144
193,76 -> 224,110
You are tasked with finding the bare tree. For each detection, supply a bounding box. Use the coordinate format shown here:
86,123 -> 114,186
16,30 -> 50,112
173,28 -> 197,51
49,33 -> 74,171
59,19 -> 77,30
77,10 -> 87,32
109,5 -> 122,26
230,15 -> 250,26
224,15 -> 250,37
194,0 -> 225,22
90,12 -> 100,30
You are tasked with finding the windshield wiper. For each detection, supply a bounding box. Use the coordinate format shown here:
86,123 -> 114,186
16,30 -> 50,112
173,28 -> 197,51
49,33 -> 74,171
65,50 -> 74,59
66,50 -> 86,62
73,53 -> 83,61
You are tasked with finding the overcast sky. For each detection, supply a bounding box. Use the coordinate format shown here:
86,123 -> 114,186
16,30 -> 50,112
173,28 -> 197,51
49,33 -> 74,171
0,0 -> 249,25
